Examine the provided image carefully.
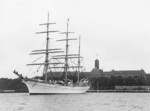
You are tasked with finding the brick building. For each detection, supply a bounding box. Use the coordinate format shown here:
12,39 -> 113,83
90,59 -> 147,79
47,59 -> 148,79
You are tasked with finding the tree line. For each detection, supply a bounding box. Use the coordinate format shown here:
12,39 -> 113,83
1,75 -> 150,92
0,78 -> 28,92
90,76 -> 150,90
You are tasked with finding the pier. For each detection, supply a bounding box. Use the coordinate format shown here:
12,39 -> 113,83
87,90 -> 150,93
0,90 -> 15,93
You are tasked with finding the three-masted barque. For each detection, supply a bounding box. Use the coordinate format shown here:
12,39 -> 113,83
13,13 -> 90,95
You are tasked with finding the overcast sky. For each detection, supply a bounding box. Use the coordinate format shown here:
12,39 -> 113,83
1,0 -> 150,78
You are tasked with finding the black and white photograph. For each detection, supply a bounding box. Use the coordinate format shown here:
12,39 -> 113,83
0,0 -> 150,111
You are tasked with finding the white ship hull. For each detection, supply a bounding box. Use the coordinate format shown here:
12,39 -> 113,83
23,80 -> 90,95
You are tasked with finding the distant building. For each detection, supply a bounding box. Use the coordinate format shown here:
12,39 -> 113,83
47,58 -> 147,79
90,58 -> 147,79
90,59 -> 102,77
95,59 -> 99,69
101,69 -> 146,78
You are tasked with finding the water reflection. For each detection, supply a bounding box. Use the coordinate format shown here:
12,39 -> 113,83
0,93 -> 150,111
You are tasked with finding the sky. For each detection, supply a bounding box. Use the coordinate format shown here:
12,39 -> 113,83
1,0 -> 150,78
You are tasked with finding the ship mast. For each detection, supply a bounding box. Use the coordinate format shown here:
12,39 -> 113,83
77,36 -> 81,83
27,13 -> 59,82
64,19 -> 69,82
44,13 -> 50,82
54,19 -> 82,83
64,19 -> 77,81
59,19 -> 75,83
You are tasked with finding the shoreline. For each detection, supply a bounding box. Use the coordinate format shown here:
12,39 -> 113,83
87,90 -> 150,93
0,90 -> 15,93
1,90 -> 150,93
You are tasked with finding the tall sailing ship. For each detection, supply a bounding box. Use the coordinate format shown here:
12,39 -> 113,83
13,13 -> 90,95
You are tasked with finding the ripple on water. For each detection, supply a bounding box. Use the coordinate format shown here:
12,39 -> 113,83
1,93 -> 150,111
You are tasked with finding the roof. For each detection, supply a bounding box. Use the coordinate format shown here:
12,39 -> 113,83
102,69 -> 146,77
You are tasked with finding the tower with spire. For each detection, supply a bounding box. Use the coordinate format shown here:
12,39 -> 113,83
91,55 -> 103,77
95,59 -> 99,69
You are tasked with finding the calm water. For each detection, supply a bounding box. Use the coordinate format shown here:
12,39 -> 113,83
0,93 -> 150,111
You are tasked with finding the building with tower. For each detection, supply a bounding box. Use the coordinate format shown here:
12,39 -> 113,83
90,59 -> 103,77
90,58 -> 147,79
47,58 -> 147,79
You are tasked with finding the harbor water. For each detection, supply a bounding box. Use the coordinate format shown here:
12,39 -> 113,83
0,93 -> 150,111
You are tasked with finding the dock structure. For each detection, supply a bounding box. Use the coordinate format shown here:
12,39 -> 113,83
0,90 -> 15,93
87,90 -> 150,93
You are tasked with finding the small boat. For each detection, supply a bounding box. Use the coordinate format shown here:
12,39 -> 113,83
13,13 -> 90,95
